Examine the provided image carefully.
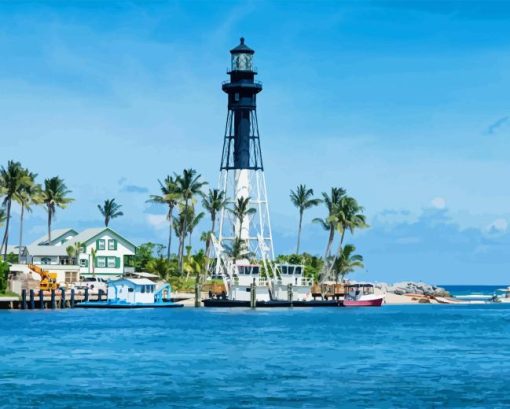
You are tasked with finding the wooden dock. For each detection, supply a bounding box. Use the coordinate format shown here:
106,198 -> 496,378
0,288 -> 107,310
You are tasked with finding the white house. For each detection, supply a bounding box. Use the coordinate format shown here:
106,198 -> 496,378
18,227 -> 137,283
107,278 -> 156,304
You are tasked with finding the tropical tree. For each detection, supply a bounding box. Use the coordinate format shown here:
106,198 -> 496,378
229,196 -> 256,240
333,244 -> 364,282
66,241 -> 83,265
187,208 -> 205,247
42,177 -> 73,244
0,208 -> 6,230
224,237 -> 253,263
97,198 -> 124,227
147,176 -> 181,260
290,184 -> 321,254
146,257 -> 174,281
90,248 -> 97,277
14,169 -> 42,263
201,189 -> 227,264
174,169 -> 207,272
313,187 -> 346,261
333,196 -> 367,252
0,161 -> 26,259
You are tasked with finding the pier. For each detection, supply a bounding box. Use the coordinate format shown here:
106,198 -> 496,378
0,288 -> 106,310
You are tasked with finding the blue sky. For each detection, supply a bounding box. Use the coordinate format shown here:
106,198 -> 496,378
2,1 -> 510,284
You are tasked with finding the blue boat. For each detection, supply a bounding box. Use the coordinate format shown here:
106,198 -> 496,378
76,278 -> 183,309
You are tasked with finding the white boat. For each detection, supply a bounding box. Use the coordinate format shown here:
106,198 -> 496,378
493,287 -> 510,303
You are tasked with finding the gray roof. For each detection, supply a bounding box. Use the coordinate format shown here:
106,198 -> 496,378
66,227 -> 137,250
24,245 -> 68,257
30,228 -> 77,246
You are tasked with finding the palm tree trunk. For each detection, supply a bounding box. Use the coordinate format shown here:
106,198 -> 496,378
1,199 -> 12,260
167,207 -> 173,260
296,210 -> 303,254
18,204 -> 25,264
204,217 -> 215,273
324,226 -> 335,260
178,200 -> 189,273
47,207 -> 52,244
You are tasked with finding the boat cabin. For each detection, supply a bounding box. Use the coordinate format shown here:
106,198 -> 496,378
107,278 -> 156,304
345,283 -> 374,299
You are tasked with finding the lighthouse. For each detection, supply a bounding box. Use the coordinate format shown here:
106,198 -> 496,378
217,38 -> 274,260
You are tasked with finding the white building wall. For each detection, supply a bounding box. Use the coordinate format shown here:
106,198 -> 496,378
79,232 -> 135,279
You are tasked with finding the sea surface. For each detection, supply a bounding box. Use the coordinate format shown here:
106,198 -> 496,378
1,305 -> 510,408
442,285 -> 505,297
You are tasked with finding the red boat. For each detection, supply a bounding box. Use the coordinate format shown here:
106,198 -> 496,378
343,283 -> 384,307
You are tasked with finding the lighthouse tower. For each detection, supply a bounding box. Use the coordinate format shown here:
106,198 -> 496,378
217,38 -> 274,260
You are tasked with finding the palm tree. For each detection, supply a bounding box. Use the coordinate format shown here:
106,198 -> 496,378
202,189 -> 227,264
147,176 -> 181,260
66,241 -> 83,265
14,169 -> 42,263
187,208 -> 205,247
324,196 -> 367,281
333,196 -> 367,252
229,196 -> 256,240
42,177 -> 73,244
90,248 -> 97,277
97,198 -> 124,227
174,169 -> 207,272
333,244 -> 364,282
0,208 -> 6,229
0,161 -> 26,259
290,184 -> 321,254
224,237 -> 253,263
313,187 -> 346,260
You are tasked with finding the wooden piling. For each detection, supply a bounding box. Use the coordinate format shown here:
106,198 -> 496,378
29,289 -> 35,310
98,289 -> 104,301
84,287 -> 89,302
50,289 -> 56,309
70,289 -> 75,308
21,289 -> 27,310
250,277 -> 256,309
194,273 -> 201,308
39,290 -> 45,309
61,288 -> 66,308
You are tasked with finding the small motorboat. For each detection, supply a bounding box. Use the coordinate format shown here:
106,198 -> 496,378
492,287 -> 510,303
343,283 -> 384,307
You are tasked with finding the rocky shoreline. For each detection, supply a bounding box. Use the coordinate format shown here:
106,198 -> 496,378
375,281 -> 450,297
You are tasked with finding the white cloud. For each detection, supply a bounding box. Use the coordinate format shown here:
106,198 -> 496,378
487,218 -> 508,233
146,214 -> 167,231
430,197 -> 446,209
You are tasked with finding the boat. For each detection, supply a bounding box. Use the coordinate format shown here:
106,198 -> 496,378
76,278 -> 183,309
492,287 -> 510,303
343,283 -> 384,307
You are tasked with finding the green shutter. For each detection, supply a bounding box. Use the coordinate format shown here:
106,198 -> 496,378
95,257 -> 99,268
84,259 -> 89,267
96,239 -> 100,250
115,257 -> 120,268
113,239 -> 118,250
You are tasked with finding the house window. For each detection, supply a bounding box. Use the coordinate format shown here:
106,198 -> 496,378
108,239 -> 117,250
107,257 -> 116,268
41,257 -> 51,265
97,240 -> 105,250
96,257 -> 106,268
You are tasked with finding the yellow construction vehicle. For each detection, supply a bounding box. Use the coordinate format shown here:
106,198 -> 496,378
28,264 -> 59,291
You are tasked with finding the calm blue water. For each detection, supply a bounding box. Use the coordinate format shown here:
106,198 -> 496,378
443,285 -> 505,297
2,306 -> 510,408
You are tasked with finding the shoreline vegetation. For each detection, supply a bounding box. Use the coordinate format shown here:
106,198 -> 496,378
0,161 -> 449,301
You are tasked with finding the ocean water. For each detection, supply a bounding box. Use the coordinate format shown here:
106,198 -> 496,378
1,306 -> 510,408
443,285 -> 505,297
